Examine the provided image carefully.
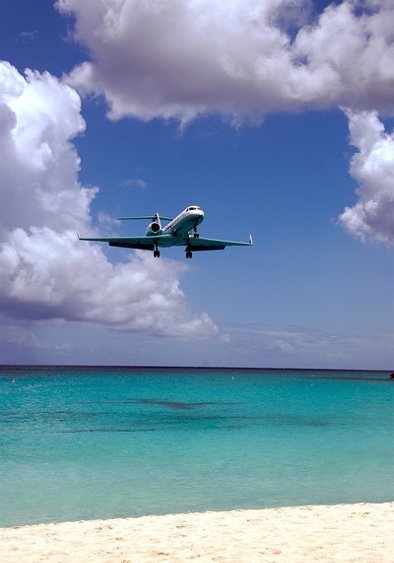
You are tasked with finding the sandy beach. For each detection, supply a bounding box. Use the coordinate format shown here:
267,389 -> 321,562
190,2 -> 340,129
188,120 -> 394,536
0,502 -> 393,562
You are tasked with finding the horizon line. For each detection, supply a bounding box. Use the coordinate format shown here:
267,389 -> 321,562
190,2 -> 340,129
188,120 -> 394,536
0,364 -> 391,375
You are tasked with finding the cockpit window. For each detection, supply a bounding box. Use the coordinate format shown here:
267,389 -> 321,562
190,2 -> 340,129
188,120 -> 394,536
187,206 -> 200,211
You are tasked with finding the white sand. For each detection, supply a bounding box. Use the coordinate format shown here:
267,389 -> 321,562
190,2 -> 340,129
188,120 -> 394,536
0,502 -> 393,562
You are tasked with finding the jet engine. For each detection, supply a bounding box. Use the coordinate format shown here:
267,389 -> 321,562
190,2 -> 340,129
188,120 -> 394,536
145,221 -> 162,236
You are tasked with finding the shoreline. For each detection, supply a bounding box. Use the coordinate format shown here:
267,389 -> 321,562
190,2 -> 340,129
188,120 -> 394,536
1,502 -> 393,562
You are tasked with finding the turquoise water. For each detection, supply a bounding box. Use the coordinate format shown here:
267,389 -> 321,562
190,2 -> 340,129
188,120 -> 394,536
0,366 -> 393,527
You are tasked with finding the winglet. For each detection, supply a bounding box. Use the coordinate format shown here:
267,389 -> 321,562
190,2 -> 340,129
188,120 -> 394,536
76,229 -> 81,240
249,234 -> 253,245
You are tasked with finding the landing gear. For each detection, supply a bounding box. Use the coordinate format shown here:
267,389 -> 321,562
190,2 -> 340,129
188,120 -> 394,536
185,250 -> 192,259
153,245 -> 160,258
193,225 -> 199,239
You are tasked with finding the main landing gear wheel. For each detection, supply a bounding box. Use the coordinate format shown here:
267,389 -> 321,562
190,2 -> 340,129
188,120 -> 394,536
153,249 -> 160,258
186,250 -> 192,259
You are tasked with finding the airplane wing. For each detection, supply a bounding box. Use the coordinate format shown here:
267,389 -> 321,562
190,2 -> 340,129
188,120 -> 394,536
185,235 -> 253,251
77,231 -> 253,253
77,233 -> 175,250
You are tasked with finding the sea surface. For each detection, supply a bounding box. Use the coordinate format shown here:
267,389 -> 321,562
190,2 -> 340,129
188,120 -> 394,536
0,366 -> 393,527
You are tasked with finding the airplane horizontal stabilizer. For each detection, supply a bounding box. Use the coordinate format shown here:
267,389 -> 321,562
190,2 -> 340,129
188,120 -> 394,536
117,216 -> 173,221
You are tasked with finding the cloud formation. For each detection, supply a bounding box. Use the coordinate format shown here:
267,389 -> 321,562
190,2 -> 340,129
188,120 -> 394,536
0,324 -> 44,350
58,0 -> 394,122
0,62 -> 218,336
227,324 -> 393,369
339,111 -> 394,244
0,61 -> 93,234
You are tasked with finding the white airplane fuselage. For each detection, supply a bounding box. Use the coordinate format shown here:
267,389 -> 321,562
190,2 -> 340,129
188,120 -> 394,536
147,205 -> 205,240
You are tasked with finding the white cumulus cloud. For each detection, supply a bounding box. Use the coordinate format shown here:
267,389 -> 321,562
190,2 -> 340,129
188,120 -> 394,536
57,0 -> 394,122
339,110 -> 394,244
0,61 -> 218,337
0,61 -> 93,234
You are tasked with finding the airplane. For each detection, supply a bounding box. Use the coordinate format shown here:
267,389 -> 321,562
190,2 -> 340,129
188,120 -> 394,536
77,204 -> 253,259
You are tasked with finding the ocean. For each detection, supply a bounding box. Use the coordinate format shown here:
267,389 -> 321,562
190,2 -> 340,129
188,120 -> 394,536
0,366 -> 393,527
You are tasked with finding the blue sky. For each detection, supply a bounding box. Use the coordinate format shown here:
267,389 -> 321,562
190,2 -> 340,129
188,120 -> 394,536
0,0 -> 393,369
